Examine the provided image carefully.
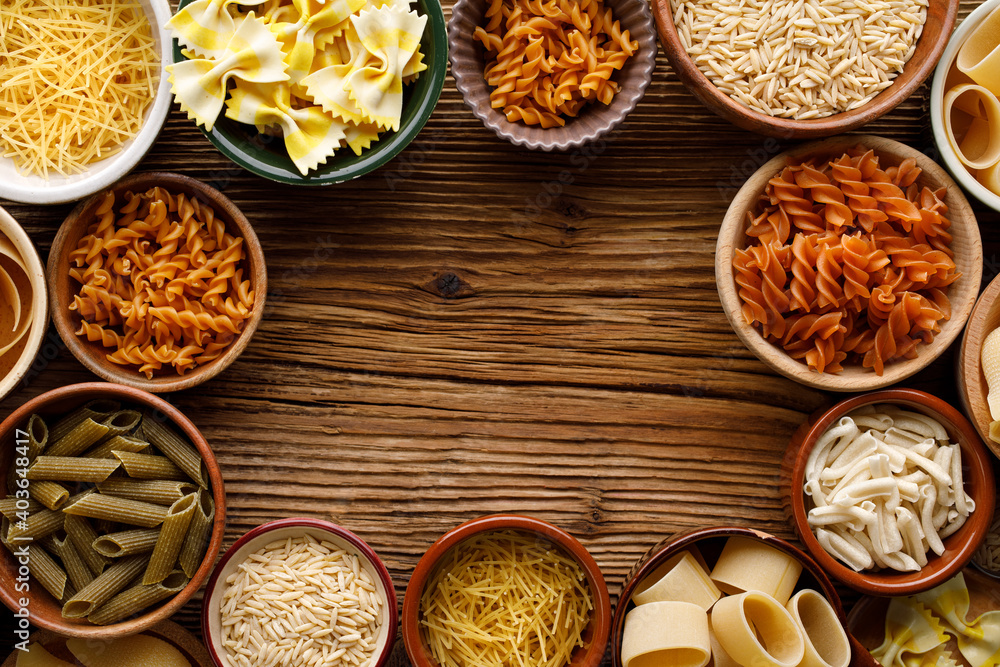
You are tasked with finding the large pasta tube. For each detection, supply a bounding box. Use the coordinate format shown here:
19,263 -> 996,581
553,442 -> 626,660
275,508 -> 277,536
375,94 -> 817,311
710,537 -> 802,606
48,400 -> 120,443
62,554 -> 147,618
621,601 -> 711,667
785,590 -> 851,667
710,592 -> 806,667
943,84 -> 1000,170
93,528 -> 161,557
178,489 -> 214,577
143,493 -> 197,584
632,549 -> 721,611
45,418 -> 110,457
28,481 -> 70,510
956,4 -> 1000,95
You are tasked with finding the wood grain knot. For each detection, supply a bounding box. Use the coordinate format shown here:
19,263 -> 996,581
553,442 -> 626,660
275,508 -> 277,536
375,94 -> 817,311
427,271 -> 474,299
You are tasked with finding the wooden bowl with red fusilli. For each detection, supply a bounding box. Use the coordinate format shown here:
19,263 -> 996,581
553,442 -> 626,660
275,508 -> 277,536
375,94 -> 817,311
715,135 -> 982,392
47,172 -> 267,393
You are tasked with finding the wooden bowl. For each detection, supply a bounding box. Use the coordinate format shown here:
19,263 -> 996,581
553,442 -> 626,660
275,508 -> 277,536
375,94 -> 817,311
781,389 -> 996,595
0,382 -> 227,639
2,620 -> 214,666
202,517 -> 397,667
715,135 -> 982,392
957,271 -> 1000,460
47,171 -> 267,393
448,0 -> 657,151
651,0 -> 958,138
0,206 -> 49,405
401,514 -> 612,667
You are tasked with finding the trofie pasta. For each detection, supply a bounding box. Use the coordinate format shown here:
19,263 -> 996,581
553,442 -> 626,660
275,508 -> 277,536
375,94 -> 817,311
473,0 -> 638,128
733,145 -> 959,375
0,404 -> 213,625
69,186 -> 256,379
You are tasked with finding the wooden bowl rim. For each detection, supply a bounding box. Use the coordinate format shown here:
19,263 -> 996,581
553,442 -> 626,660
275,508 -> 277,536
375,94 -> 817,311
0,382 -> 227,639
715,134 -> 983,392
46,171 -> 267,394
784,388 -> 996,595
401,513 -> 612,667
957,271 -> 1000,460
650,0 -> 959,138
200,517 -> 398,667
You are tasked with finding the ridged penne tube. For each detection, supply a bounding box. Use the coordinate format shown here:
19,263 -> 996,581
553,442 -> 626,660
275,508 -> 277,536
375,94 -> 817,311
48,400 -> 120,443
25,414 -> 48,460
142,416 -> 207,487
85,435 -> 150,459
102,410 -> 142,438
64,514 -> 111,575
8,508 -> 64,541
0,497 -> 41,519
143,494 -> 197,584
46,533 -> 95,591
46,418 -> 110,458
112,451 -> 186,481
26,456 -> 120,483
62,493 -> 168,528
29,481 -> 70,510
178,489 -> 214,577
28,543 -> 68,600
88,569 -> 188,625
93,528 -> 162,557
62,554 -> 147,618
97,479 -> 197,505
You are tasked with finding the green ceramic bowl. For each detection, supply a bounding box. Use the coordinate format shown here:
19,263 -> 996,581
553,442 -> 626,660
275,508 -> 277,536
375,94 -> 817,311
172,0 -> 447,185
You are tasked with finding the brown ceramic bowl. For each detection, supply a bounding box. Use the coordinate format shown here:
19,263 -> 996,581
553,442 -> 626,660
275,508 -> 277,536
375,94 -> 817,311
781,389 -> 996,595
448,0 -> 657,151
611,526 -> 877,667
957,271 -> 1000,460
0,382 -> 226,639
202,518 -> 397,667
651,0 -> 958,138
47,172 -> 266,393
402,514 -> 612,667
716,135 -> 982,392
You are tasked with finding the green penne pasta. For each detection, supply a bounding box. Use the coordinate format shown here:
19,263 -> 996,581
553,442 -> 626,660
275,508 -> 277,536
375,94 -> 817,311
25,414 -> 48,461
111,451 -> 186,481
96,479 -> 196,505
143,494 -> 197,585
26,456 -> 120,483
88,569 -> 188,625
0,497 -> 42,519
84,435 -> 150,459
46,418 -> 110,458
45,533 -> 94,591
8,508 -> 64,541
178,489 -> 215,578
48,400 -> 120,443
62,554 -> 146,618
28,543 -> 68,600
102,410 -> 141,438
62,493 -> 168,528
93,528 -> 161,557
0,516 -> 11,549
64,515 -> 110,575
141,416 -> 207,487
28,481 -> 70,510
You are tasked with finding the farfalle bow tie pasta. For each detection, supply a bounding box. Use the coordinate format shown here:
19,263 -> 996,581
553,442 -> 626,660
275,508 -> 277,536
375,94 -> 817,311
167,0 -> 427,175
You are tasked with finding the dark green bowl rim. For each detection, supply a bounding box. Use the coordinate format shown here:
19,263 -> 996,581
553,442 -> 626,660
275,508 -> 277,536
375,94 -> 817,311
172,0 -> 448,185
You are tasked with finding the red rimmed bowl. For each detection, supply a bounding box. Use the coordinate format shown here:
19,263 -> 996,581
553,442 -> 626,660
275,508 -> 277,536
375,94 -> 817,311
401,514 -> 612,667
201,517 -> 398,667
610,526 -> 875,667
0,382 -> 227,639
781,388 -> 996,595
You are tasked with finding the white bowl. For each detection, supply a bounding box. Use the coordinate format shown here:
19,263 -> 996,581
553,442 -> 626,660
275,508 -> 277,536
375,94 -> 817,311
930,0 -> 1000,213
0,0 -> 173,206
0,207 -> 48,403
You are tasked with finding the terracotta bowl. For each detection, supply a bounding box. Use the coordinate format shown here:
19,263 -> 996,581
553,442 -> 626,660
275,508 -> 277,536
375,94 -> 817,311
715,135 -> 982,392
402,514 -> 612,667
47,172 -> 267,393
957,271 -> 1000,460
781,388 -> 996,595
448,0 -> 657,150
0,207 -> 49,405
611,526 -> 876,667
0,382 -> 227,639
201,517 -> 397,667
651,0 -> 957,138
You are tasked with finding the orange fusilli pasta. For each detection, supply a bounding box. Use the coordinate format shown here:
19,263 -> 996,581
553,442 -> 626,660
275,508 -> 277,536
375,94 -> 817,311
473,0 -> 637,127
733,145 -> 959,375
69,187 -> 256,379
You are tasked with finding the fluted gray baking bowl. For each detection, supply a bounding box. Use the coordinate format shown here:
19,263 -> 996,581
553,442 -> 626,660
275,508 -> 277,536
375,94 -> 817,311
448,0 -> 656,151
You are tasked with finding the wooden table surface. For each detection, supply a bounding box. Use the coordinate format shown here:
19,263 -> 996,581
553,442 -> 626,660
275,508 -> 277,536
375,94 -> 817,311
3,0 -> 1000,661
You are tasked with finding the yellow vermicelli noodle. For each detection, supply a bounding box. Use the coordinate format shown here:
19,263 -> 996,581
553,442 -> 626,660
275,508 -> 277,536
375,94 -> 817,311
419,530 -> 593,667
0,0 -> 159,178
